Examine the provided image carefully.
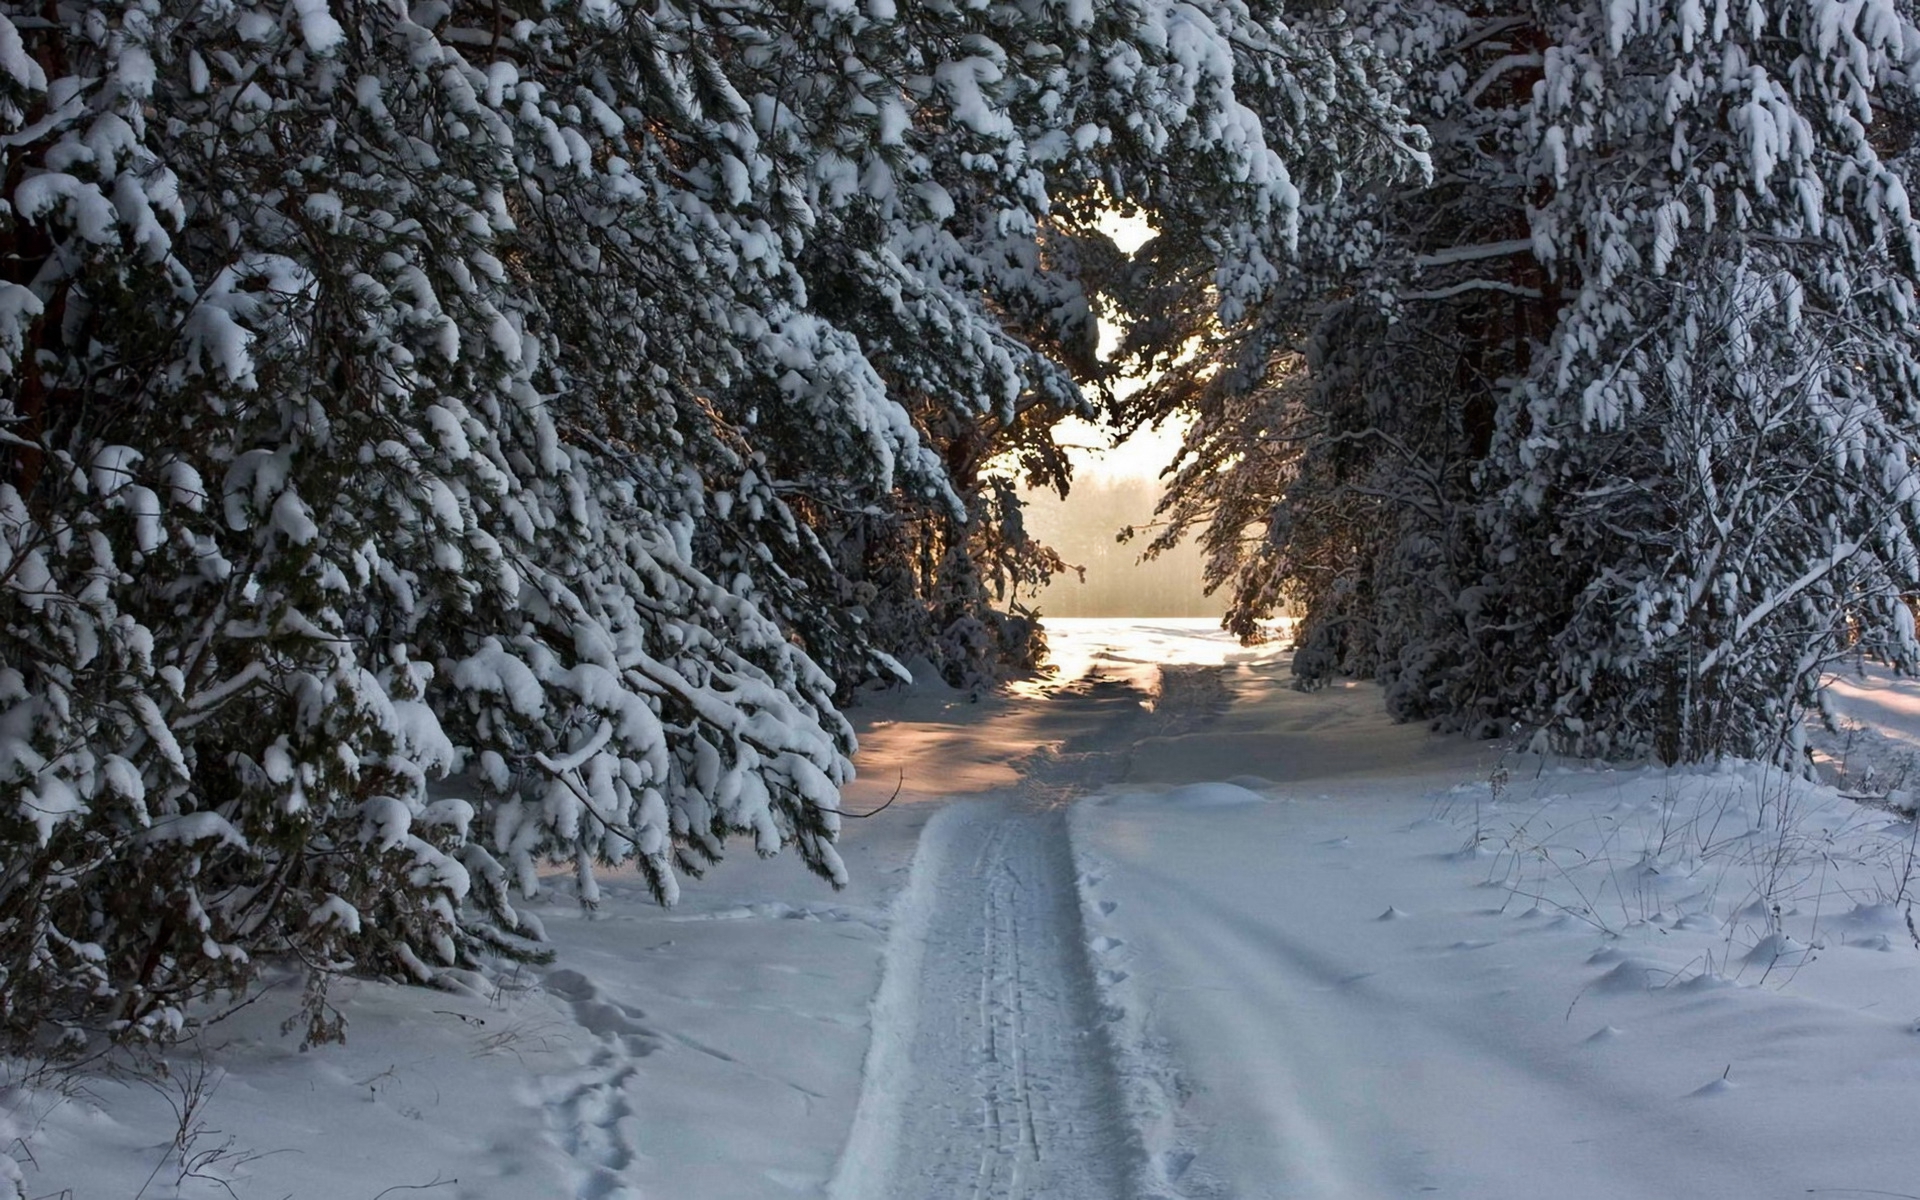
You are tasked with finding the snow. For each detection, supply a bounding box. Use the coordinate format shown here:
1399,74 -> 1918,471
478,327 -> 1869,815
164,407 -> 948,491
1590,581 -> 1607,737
1075,763 -> 1920,1197
136,810 -> 248,850
0,14 -> 44,92
14,620 -> 1920,1199
1813,659 -> 1920,803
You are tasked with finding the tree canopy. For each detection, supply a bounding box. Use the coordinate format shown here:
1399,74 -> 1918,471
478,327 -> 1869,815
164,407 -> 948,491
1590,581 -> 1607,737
0,0 -> 1416,1050
9,0 -> 1918,1055
1130,0 -> 1920,764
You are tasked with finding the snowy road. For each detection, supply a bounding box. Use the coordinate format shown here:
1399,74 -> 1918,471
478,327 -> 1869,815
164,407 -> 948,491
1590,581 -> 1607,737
832,666 -> 1223,1200
840,621 -> 1920,1200
859,803 -> 1129,1200
23,621 -> 1920,1200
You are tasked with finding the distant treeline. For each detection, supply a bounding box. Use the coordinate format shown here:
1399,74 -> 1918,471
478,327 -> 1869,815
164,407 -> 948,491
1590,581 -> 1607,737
1018,476 -> 1224,619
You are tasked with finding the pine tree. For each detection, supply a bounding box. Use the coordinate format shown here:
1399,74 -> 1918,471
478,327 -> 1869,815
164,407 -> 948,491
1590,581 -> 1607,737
1142,0 -> 1920,763
1490,0 -> 1920,762
0,0 -> 1413,1050
0,0 -> 885,1049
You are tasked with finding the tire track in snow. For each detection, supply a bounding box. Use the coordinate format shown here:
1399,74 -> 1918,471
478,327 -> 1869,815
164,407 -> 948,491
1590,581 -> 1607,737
1078,850 -> 1802,1200
831,667 -> 1223,1200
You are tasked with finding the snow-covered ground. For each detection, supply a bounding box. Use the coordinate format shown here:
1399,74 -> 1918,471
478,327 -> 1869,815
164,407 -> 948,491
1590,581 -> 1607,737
11,620 -> 1920,1199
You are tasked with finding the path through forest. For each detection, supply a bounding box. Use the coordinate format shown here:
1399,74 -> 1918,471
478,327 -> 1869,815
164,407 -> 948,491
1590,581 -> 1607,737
19,622 -> 1920,1200
829,663 -> 1226,1200
831,622 -> 1920,1200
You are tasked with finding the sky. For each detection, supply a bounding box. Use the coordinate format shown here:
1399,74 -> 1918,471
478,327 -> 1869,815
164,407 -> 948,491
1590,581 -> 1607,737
1048,413 -> 1188,484
1068,207 -> 1186,484
1014,203 -> 1215,615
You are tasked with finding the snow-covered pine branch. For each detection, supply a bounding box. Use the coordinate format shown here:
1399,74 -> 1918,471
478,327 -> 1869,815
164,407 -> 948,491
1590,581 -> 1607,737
1140,0 -> 1920,764
0,0 -> 1412,1051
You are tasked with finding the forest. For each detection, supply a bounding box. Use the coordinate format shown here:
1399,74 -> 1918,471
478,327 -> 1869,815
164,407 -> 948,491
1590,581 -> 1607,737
5,0 -> 1920,1057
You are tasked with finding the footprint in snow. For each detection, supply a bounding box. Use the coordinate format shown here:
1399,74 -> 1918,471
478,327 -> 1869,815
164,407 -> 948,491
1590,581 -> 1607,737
537,973 -> 663,1200
1160,1149 -> 1197,1180
544,969 -> 660,1058
542,968 -> 598,1001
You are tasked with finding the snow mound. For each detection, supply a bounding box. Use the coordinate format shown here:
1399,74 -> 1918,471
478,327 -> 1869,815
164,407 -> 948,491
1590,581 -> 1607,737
1158,782 -> 1268,808
1592,957 -> 1666,992
1838,902 -> 1907,931
1743,932 -> 1816,970
864,655 -> 963,698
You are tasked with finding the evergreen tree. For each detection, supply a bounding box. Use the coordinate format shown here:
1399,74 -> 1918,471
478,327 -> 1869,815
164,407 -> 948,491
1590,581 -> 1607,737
1493,0 -> 1920,762
1140,0 -> 1920,762
0,0 -> 1412,1050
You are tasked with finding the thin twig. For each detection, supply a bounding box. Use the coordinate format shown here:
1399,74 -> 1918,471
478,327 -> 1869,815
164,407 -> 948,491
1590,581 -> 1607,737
372,1176 -> 459,1200
840,771 -> 905,819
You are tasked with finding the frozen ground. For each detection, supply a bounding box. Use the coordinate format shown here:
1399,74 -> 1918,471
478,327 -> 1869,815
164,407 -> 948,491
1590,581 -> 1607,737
10,620 -> 1920,1199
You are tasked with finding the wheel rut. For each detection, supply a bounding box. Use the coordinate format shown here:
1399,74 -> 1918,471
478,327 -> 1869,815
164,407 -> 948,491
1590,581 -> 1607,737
832,664 -> 1225,1200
